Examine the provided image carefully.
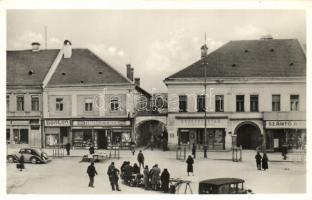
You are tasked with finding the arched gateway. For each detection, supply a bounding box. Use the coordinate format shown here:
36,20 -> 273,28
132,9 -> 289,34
235,121 -> 262,149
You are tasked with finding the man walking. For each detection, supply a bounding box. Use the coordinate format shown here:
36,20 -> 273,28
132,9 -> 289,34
137,150 -> 145,170
107,162 -> 121,191
255,152 -> 262,170
87,161 -> 97,187
65,142 -> 71,156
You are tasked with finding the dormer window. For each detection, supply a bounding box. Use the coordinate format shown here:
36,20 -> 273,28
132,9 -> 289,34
28,70 -> 34,75
232,64 -> 237,67
61,72 -> 66,76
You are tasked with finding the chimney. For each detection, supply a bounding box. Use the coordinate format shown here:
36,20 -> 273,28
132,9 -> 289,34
31,42 -> 40,52
134,78 -> 140,86
126,64 -> 134,81
200,44 -> 208,58
63,40 -> 72,58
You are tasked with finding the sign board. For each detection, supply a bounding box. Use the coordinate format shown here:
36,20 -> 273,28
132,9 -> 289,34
273,139 -> 279,148
177,118 -> 227,128
45,120 -> 70,127
265,121 -> 306,129
72,120 -> 130,127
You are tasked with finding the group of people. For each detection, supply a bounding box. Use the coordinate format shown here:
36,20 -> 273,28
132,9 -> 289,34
255,152 -> 269,171
142,164 -> 170,192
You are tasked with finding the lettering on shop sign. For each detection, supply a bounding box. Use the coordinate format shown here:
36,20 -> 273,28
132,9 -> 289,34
265,121 -> 306,129
45,120 -> 70,127
73,120 -> 130,127
179,119 -> 226,127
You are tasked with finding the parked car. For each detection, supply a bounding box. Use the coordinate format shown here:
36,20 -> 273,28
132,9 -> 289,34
7,148 -> 49,164
199,178 -> 253,194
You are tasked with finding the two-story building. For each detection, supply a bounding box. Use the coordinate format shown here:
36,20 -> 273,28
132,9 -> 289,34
6,43 -> 58,147
164,38 -> 306,151
42,41 -> 149,149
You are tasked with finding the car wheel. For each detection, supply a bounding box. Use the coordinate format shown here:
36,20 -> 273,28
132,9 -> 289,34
7,156 -> 15,163
30,157 -> 38,164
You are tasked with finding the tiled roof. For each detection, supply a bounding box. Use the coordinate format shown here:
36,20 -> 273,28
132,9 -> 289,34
166,39 -> 306,79
48,49 -> 131,86
7,50 -> 59,86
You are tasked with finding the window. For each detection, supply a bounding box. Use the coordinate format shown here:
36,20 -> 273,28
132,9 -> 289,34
85,98 -> 93,111
6,95 -> 9,112
16,95 -> 24,111
290,95 -> 299,111
250,95 -> 259,112
215,95 -> 224,112
197,95 -> 206,112
56,98 -> 64,111
31,96 -> 39,111
179,95 -> 187,112
6,129 -> 10,141
13,129 -> 28,144
272,95 -> 280,111
236,95 -> 244,112
110,96 -> 120,111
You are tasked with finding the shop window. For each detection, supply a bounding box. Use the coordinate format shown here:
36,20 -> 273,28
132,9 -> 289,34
6,129 -> 10,141
17,95 -> 24,111
85,98 -> 93,111
215,95 -> 224,112
179,129 -> 190,144
236,95 -> 244,112
31,95 -> 39,111
250,95 -> 259,112
290,95 -> 299,111
272,95 -> 280,111
13,129 -> 28,144
197,95 -> 206,112
73,130 -> 93,147
56,98 -> 64,111
6,95 -> 9,112
179,95 -> 187,112
110,96 -> 120,111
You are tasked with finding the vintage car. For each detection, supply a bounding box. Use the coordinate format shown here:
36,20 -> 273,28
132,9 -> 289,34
81,153 -> 108,162
199,178 -> 253,194
7,148 -> 49,164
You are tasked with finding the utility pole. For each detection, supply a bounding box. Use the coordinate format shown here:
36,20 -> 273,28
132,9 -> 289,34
201,33 -> 208,158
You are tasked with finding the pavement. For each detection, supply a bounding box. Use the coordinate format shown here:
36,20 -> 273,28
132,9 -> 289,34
6,148 -> 306,194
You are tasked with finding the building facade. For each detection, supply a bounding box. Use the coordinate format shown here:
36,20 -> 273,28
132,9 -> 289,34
164,38 -> 306,151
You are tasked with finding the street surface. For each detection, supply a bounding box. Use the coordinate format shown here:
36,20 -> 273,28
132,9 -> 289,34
6,149 -> 306,194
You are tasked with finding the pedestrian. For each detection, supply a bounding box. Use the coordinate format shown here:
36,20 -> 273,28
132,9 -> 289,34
160,168 -> 170,193
255,152 -> 262,170
87,161 -> 97,188
262,153 -> 269,171
143,165 -> 150,190
192,143 -> 196,159
89,145 -> 95,155
282,144 -> 288,160
19,153 -> 25,171
65,142 -> 71,155
132,163 -> 140,174
108,162 -> 121,191
151,164 -> 161,190
150,135 -> 155,151
137,150 -> 145,170
129,140 -> 136,155
186,155 -> 194,176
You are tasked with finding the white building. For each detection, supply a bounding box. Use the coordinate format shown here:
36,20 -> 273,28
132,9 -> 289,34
164,38 -> 306,151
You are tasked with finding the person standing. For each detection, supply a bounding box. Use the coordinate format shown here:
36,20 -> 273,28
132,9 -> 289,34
129,140 -> 136,155
87,162 -> 97,188
160,168 -> 170,193
262,153 -> 269,171
150,135 -> 155,151
192,143 -> 196,159
151,164 -> 161,190
255,152 -> 262,170
89,145 -> 95,155
143,165 -> 150,190
65,143 -> 71,156
19,153 -> 25,172
137,150 -> 145,170
186,155 -> 194,176
107,162 -> 121,191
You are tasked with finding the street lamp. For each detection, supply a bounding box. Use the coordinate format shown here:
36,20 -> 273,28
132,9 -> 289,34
201,43 -> 208,158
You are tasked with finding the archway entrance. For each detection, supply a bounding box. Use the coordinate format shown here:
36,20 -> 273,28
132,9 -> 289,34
135,120 -> 167,148
235,122 -> 262,149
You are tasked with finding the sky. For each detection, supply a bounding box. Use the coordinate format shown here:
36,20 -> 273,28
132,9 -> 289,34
7,10 -> 306,92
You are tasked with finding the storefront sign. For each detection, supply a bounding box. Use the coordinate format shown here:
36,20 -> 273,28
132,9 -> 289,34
177,118 -> 227,128
265,121 -> 306,129
45,120 -> 70,127
11,120 -> 30,125
73,120 -> 130,127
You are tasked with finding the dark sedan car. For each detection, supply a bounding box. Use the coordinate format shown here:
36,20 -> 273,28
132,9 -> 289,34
7,148 -> 49,164
199,178 -> 253,194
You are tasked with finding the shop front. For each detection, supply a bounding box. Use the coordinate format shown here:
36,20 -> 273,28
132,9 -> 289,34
44,119 -> 71,147
72,119 -> 132,149
265,120 -> 306,151
7,118 -> 41,147
175,117 -> 227,150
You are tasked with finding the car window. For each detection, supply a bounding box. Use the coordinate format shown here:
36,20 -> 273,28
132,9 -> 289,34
31,150 -> 37,155
19,149 -> 26,154
26,149 -> 32,154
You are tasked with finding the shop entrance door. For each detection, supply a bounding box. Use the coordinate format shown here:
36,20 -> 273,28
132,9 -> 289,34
236,123 -> 261,149
97,130 -> 108,149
